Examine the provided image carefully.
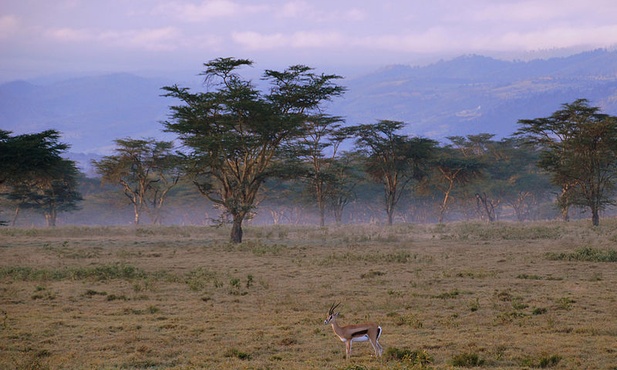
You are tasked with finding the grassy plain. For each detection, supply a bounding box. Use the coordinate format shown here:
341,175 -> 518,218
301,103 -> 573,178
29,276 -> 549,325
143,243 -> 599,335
1,221 -> 617,369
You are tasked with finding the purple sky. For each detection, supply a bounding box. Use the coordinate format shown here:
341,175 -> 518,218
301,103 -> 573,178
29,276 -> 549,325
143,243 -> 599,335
2,0 -> 617,81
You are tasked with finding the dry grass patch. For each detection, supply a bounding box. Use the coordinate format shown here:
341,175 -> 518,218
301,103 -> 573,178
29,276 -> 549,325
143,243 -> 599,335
1,220 -> 617,369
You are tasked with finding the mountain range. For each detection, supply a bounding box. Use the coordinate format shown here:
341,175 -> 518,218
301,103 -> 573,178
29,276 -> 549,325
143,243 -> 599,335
1,49 -> 617,164
332,49 -> 617,139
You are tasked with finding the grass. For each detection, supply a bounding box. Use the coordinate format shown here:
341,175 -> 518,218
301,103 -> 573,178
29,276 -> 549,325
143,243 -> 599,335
1,220 -> 617,368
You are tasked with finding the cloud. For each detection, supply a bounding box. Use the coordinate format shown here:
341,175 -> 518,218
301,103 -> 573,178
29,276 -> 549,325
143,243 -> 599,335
277,1 -> 312,18
275,1 -> 366,23
103,27 -> 181,51
232,30 -> 344,50
354,28 -> 454,54
46,27 -> 93,42
463,1 -> 576,23
46,26 -> 182,51
498,24 -> 617,51
232,31 -> 286,50
0,15 -> 20,39
154,0 -> 266,22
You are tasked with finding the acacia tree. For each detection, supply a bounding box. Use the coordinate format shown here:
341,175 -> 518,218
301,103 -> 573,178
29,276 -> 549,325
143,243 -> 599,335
0,130 -> 82,226
345,120 -> 436,225
327,151 -> 363,225
517,99 -> 617,226
93,138 -> 181,225
162,58 -> 344,243
431,145 -> 484,223
446,134 -> 545,222
296,114 -> 345,226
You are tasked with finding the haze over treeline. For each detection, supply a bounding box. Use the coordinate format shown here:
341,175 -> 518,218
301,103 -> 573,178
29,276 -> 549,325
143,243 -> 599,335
3,50 -> 617,229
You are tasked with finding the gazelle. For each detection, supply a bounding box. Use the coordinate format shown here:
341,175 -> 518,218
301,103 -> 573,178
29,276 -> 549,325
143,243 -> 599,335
324,302 -> 383,359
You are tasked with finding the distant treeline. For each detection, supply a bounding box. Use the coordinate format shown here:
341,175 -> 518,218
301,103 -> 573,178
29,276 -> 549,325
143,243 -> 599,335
3,58 -> 617,241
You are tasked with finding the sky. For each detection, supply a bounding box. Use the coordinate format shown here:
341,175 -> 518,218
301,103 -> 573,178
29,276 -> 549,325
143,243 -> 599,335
2,0 -> 617,81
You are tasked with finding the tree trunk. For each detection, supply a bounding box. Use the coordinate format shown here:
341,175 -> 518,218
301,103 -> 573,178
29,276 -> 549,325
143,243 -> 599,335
561,206 -> 570,222
591,206 -> 600,227
475,192 -> 495,222
385,189 -> 395,226
386,207 -> 394,226
559,185 -> 570,222
439,190 -> 451,224
333,204 -> 343,225
230,215 -> 244,244
45,209 -> 57,227
11,206 -> 20,226
133,203 -> 140,225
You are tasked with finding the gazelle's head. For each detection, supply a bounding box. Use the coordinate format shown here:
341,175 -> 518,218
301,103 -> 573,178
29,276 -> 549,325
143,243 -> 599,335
324,302 -> 340,325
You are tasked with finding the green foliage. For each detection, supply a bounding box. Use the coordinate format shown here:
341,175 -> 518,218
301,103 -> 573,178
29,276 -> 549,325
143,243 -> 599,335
520,354 -> 561,368
517,99 -> 617,226
384,347 -> 433,365
319,250 -> 421,266
223,348 -> 251,360
92,138 -> 181,225
0,263 -> 145,282
162,58 -> 344,242
433,289 -> 461,299
345,120 -> 437,225
547,246 -> 617,262
532,307 -> 548,315
0,130 -> 82,226
451,352 -> 485,367
554,297 -> 576,310
449,222 -> 563,240
185,267 -> 219,291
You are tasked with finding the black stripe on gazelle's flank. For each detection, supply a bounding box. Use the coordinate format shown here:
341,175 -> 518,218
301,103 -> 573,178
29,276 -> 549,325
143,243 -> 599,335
351,329 -> 369,338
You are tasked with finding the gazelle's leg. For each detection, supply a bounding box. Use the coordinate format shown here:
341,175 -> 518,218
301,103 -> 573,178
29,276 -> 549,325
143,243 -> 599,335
376,340 -> 383,356
375,327 -> 383,356
369,339 -> 378,356
345,341 -> 352,359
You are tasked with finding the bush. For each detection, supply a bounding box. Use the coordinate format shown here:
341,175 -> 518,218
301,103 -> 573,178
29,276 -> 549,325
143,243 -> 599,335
547,247 -> 617,262
0,263 -> 145,281
223,348 -> 251,360
521,354 -> 561,368
451,352 -> 485,367
384,347 -> 433,365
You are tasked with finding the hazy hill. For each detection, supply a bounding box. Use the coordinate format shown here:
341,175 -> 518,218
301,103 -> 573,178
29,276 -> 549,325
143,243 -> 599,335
332,49 -> 617,140
0,73 -> 175,154
1,49 -> 617,166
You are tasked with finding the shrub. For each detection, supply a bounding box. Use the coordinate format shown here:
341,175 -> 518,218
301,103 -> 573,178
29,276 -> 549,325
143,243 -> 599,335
521,354 -> 561,368
451,352 -> 485,367
223,348 -> 251,360
185,267 -> 218,291
0,264 -> 145,282
384,347 -> 433,365
547,247 -> 617,262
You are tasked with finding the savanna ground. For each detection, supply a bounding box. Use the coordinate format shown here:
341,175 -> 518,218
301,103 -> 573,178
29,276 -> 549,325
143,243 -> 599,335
1,221 -> 617,369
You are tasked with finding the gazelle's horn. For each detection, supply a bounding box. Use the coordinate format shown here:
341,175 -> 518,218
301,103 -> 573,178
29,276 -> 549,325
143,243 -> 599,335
329,302 -> 340,315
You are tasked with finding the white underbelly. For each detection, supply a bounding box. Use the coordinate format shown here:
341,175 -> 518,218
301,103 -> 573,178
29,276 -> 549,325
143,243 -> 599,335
340,335 -> 369,342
